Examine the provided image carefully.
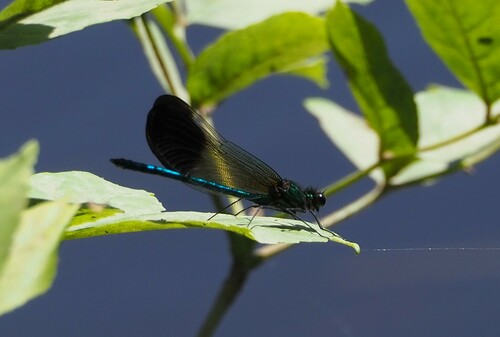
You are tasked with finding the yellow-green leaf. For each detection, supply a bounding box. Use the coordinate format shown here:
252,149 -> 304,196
0,140 -> 38,273
407,0 -> 500,105
0,200 -> 78,316
327,2 -> 418,172
187,12 -> 328,108
0,0 -> 172,49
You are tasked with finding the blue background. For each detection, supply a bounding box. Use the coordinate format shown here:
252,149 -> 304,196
1,2 -> 500,336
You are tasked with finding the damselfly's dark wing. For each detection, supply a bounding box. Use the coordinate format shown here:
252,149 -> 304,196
146,95 -> 283,197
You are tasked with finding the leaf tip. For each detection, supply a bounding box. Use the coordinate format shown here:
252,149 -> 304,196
329,235 -> 361,253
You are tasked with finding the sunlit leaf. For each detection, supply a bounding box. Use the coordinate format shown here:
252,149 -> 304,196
282,56 -> 329,89
0,141 -> 78,315
0,0 -> 172,49
66,210 -> 359,253
187,12 -> 328,108
0,140 -> 38,273
184,0 -> 373,29
304,97 -> 384,183
407,0 -> 500,105
326,2 -> 418,173
29,171 -> 359,251
391,86 -> 500,185
30,171 -> 165,216
0,201 -> 78,316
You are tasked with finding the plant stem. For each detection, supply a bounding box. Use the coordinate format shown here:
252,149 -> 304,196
151,4 -> 194,68
323,162 -> 379,197
138,15 -> 178,95
391,134 -> 500,190
419,124 -> 485,152
462,133 -> 500,166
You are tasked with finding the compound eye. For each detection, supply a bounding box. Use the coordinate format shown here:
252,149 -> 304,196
314,192 -> 326,210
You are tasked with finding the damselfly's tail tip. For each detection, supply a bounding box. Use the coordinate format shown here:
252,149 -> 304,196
110,158 -> 129,168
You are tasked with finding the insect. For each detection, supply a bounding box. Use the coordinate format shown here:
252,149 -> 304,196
111,95 -> 327,231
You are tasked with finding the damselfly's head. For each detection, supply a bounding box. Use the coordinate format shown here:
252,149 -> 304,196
304,188 -> 326,212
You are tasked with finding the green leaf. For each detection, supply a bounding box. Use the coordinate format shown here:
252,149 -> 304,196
66,210 -> 360,253
282,56 -> 329,89
187,12 -> 329,108
0,0 -> 65,24
0,140 -> 38,274
30,171 -> 165,215
417,86 -> 487,149
0,0 -> 172,49
390,86 -> 500,185
0,141 -> 79,315
184,0 -> 373,29
0,200 -> 78,316
304,97 -> 384,183
29,171 -> 359,251
406,0 -> 500,106
326,2 -> 418,168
